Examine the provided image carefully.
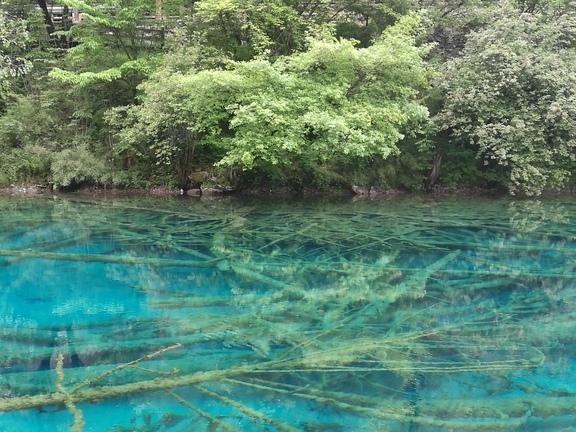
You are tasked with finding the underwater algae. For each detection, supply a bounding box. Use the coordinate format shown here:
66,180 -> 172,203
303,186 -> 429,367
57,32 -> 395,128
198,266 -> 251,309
0,197 -> 575,431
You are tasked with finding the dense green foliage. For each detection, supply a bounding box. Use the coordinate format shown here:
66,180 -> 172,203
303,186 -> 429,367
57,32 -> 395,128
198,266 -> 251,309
111,15 -> 430,188
0,0 -> 575,194
440,2 -> 576,195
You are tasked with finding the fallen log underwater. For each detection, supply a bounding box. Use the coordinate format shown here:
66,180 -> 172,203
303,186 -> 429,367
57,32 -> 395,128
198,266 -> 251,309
0,249 -> 220,268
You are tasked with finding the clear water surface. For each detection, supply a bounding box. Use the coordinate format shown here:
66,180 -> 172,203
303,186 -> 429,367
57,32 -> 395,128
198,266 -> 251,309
0,195 -> 575,431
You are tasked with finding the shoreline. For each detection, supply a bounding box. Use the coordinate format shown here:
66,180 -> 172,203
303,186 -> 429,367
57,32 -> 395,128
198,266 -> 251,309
0,183 -> 574,199
0,183 -> 499,198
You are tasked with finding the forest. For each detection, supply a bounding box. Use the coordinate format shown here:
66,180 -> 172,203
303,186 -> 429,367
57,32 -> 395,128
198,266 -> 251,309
0,0 -> 575,196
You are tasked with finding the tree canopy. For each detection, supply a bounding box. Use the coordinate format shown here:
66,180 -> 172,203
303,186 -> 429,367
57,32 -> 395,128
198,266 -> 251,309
0,0 -> 575,195
111,15 -> 430,187
440,2 -> 576,195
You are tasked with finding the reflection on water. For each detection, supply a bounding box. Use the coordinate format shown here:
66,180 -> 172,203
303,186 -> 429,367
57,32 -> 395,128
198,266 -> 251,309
0,196 -> 575,431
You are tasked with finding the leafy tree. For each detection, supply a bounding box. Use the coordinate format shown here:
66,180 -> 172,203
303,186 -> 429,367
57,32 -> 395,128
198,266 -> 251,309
0,12 -> 30,112
418,0 -> 497,59
0,12 -> 30,78
288,0 -> 412,45
49,0 -> 164,89
439,2 -> 576,195
188,0 -> 412,62
111,15 -> 431,188
329,0 -> 413,46
191,0 -> 308,60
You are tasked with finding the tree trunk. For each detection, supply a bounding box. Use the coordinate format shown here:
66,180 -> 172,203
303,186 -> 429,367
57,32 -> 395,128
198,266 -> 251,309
36,0 -> 56,36
425,150 -> 443,192
156,0 -> 163,19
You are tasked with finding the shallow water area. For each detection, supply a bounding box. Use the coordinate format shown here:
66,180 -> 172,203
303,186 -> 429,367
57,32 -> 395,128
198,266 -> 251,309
0,195 -> 575,431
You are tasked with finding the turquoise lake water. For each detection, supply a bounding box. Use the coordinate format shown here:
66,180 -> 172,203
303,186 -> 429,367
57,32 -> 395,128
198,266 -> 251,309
0,195 -> 575,431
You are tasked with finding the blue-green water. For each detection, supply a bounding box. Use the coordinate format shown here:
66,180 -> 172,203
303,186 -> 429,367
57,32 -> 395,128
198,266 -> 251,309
0,196 -> 575,431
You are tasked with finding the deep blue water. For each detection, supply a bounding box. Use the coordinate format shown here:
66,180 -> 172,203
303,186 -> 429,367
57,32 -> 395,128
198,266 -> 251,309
0,196 -> 575,431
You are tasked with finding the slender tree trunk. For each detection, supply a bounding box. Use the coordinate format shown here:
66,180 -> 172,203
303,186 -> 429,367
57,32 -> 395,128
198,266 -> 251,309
155,0 -> 163,19
60,5 -> 71,48
36,0 -> 56,36
425,150 -> 443,192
